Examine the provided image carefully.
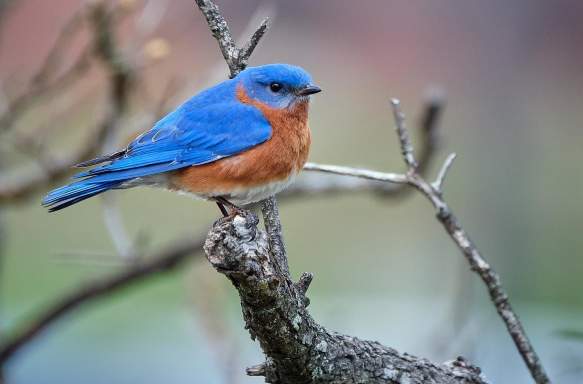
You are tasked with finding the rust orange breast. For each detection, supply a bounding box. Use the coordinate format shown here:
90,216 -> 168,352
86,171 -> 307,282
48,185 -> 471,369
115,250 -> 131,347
171,85 -> 311,195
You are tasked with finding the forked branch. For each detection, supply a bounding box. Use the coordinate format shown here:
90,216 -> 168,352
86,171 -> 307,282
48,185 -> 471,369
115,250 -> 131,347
305,100 -> 551,384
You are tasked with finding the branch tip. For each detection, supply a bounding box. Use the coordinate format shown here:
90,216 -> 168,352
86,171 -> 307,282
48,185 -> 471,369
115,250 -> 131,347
246,362 -> 267,376
239,17 -> 270,60
390,99 -> 418,170
432,153 -> 457,192
296,272 -> 313,292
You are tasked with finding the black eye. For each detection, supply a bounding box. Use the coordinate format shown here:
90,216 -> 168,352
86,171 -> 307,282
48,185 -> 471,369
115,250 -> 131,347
269,82 -> 283,92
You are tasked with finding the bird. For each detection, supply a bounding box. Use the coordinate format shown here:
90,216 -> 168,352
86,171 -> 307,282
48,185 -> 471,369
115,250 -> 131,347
42,63 -> 321,215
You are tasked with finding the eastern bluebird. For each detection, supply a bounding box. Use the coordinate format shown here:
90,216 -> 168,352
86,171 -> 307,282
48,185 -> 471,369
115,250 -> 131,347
42,64 -> 321,213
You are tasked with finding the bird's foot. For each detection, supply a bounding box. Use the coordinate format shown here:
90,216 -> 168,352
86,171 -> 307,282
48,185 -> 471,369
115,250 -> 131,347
214,197 -> 247,219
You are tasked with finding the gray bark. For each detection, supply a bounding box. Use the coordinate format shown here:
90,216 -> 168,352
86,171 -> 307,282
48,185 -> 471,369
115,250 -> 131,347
204,212 -> 489,384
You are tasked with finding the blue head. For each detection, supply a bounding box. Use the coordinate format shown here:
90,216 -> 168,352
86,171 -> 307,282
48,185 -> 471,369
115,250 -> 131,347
236,64 -> 321,109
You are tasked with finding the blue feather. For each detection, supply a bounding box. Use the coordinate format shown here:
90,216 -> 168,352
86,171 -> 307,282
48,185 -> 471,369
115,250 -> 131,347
43,82 -> 271,211
42,63 -> 317,212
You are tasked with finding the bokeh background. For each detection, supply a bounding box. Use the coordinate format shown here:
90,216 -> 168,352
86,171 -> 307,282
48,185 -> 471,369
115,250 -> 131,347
1,0 -> 583,383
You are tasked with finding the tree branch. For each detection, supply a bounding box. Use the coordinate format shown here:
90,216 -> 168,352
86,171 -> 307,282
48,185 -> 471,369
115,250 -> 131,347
299,102 -> 552,384
204,212 -> 489,384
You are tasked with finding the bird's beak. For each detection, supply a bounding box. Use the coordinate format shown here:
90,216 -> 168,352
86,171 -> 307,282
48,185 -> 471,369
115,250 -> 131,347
297,85 -> 322,96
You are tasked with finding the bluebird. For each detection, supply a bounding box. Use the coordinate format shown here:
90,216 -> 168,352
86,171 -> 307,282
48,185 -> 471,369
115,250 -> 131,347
42,64 -> 321,214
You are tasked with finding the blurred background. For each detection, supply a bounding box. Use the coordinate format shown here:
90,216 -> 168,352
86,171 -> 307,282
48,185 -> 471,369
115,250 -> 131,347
1,0 -> 583,383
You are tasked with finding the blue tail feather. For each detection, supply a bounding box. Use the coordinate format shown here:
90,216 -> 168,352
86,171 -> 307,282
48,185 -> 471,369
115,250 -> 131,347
42,180 -> 123,212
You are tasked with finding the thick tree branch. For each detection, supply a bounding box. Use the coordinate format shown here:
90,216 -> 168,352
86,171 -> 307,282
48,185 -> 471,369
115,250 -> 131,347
204,212 -> 489,384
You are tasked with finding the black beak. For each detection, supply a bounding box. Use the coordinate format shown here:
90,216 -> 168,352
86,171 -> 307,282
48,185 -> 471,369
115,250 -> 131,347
297,85 -> 322,96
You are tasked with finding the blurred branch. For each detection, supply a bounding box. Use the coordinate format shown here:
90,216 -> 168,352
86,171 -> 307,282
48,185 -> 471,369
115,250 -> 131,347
0,235 -> 205,365
0,9 -> 89,134
0,3 -> 132,205
302,100 -> 551,384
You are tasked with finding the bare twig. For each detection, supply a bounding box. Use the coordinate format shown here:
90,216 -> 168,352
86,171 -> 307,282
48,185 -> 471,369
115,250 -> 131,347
0,235 -> 205,365
238,17 -> 269,68
194,0 -> 268,77
303,162 -> 408,184
432,152 -> 457,192
302,101 -> 551,384
390,98 -> 418,169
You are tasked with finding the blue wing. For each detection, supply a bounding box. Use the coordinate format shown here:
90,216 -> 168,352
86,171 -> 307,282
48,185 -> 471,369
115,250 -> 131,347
43,99 -> 272,211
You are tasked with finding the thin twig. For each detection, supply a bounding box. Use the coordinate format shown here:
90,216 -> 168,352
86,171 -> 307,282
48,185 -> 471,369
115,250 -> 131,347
238,17 -> 269,68
303,162 -> 408,184
390,98 -> 418,169
194,0 -> 269,78
305,102 -> 551,384
432,152 -> 457,192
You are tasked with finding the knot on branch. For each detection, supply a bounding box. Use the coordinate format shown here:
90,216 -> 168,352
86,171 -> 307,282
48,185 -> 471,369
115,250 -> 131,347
204,212 -> 270,276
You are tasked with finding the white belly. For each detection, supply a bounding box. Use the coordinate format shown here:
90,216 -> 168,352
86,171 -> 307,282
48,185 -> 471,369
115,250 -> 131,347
166,175 -> 296,206
208,176 -> 296,205
134,172 -> 297,206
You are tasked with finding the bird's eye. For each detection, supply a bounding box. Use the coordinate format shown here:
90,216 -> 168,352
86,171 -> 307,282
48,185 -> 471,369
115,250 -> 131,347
269,82 -> 283,92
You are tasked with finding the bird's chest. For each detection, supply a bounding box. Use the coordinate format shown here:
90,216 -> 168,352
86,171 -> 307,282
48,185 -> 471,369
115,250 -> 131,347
222,102 -> 311,183
261,103 -> 311,175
